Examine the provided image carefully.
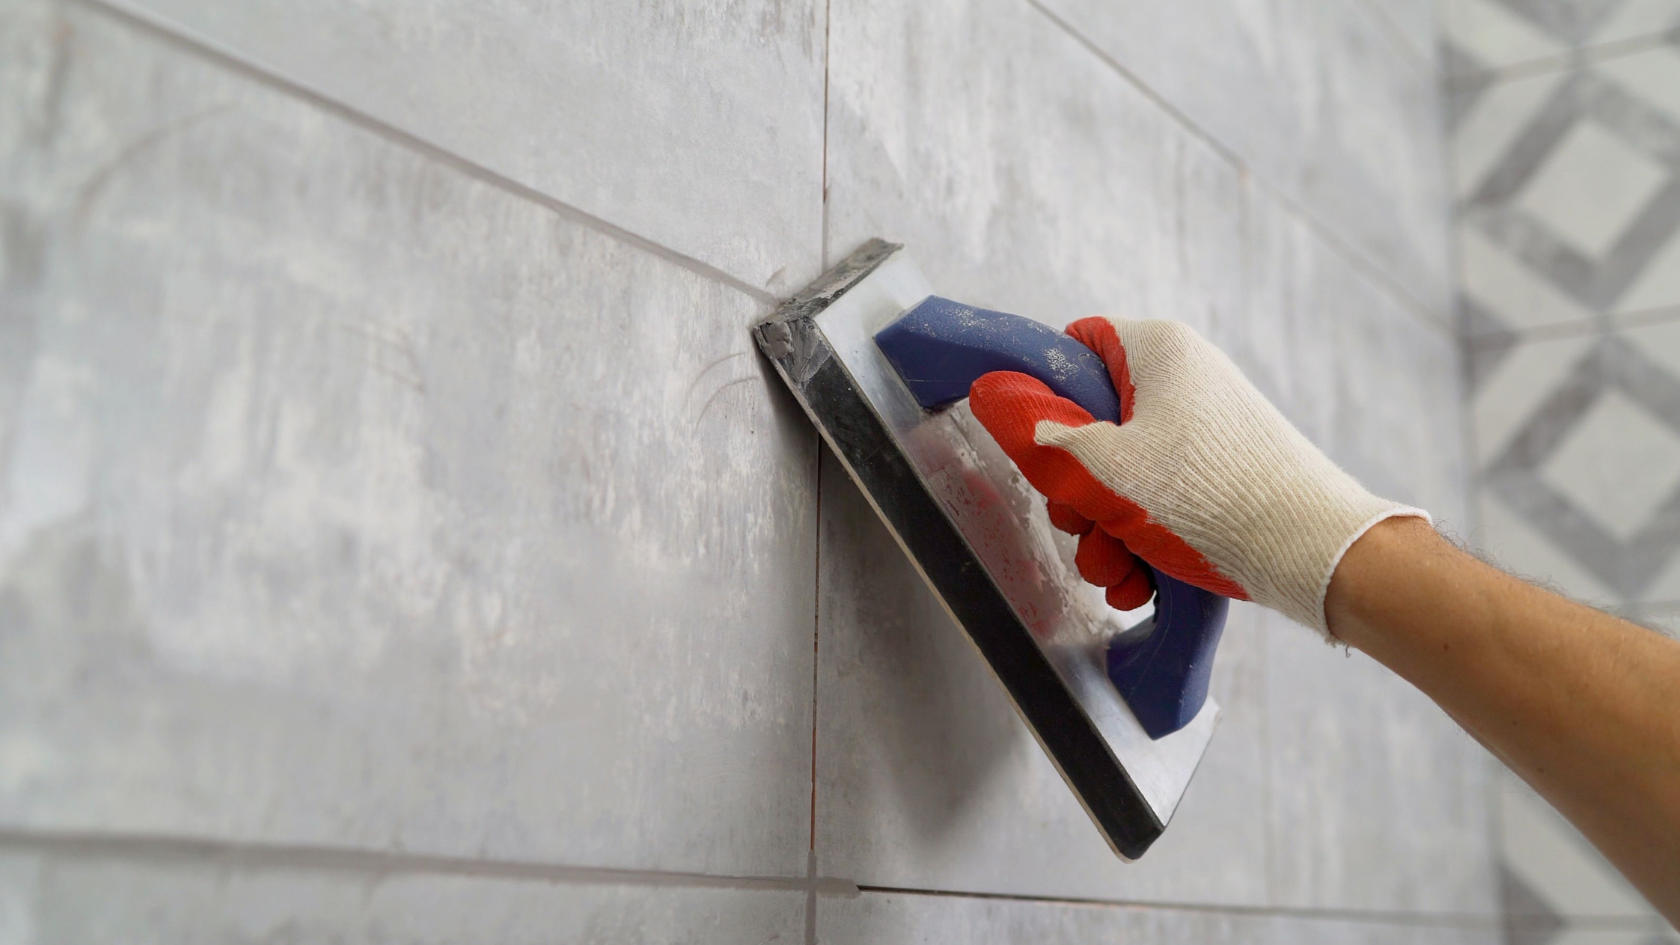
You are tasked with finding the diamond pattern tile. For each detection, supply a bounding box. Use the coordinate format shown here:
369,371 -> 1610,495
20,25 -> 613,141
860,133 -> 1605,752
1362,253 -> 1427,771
1458,14 -> 1680,931
1540,390 -> 1680,540
1513,122 -> 1669,258
1455,48 -> 1680,330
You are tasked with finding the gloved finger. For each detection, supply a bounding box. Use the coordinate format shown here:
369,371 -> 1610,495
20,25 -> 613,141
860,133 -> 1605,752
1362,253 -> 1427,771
1064,317 -> 1136,422
1047,500 -> 1092,535
1075,528 -> 1140,586
1105,566 -> 1154,610
969,371 -> 1147,522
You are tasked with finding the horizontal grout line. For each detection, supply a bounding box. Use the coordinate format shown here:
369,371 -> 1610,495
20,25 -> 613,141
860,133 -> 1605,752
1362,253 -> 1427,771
0,826 -> 861,895
1464,303 -> 1680,344
851,884 -> 1665,930
1020,0 -> 1454,340
71,0 -> 780,307
1445,26 -> 1679,90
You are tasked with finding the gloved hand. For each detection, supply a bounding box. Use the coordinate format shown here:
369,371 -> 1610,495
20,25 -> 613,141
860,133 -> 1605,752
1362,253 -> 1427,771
968,317 -> 1428,639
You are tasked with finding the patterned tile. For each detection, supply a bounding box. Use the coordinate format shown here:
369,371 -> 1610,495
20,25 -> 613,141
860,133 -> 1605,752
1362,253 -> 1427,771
1483,334 -> 1680,598
1461,67 -> 1680,322
1457,13 -> 1680,934
1445,0 -> 1680,74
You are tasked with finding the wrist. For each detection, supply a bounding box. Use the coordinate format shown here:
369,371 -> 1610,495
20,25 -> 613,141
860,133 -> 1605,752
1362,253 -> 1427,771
1323,515 -> 1447,649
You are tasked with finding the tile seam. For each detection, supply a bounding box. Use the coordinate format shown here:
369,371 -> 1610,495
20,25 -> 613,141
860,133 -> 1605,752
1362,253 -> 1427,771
0,827 -> 853,893
68,0 -> 781,307
1444,26 -> 1680,90
1465,304 -> 1680,343
1018,0 -> 1456,339
848,883 -> 1659,928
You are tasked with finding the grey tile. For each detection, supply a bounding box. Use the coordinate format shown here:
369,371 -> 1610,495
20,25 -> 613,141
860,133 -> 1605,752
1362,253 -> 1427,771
816,889 -> 1503,945
824,0 -> 1247,344
812,449 -> 1270,903
1033,0 -> 1455,319
0,0 -> 817,875
105,0 -> 826,294
817,0 -> 1265,903
1264,608 -> 1499,913
0,850 -> 806,944
1239,191 -> 1471,533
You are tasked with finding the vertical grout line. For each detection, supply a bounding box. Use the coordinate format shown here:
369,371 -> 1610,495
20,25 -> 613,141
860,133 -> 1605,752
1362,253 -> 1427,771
808,11 -> 834,945
819,0 -> 833,270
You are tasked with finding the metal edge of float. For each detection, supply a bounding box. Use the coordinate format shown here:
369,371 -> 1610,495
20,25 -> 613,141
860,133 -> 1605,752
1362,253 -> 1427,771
752,241 -> 1164,860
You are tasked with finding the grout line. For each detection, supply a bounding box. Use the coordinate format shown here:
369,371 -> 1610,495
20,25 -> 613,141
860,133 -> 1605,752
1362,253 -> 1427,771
0,827 -> 843,893
1465,303 -> 1680,344
1444,26 -> 1680,90
1020,0 -> 1455,340
820,0 -> 833,271
69,0 -> 780,308
847,884 -> 1663,929
806,8 -> 834,943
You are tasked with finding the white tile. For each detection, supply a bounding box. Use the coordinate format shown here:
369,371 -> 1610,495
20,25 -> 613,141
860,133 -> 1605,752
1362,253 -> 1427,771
1587,0 -> 1680,46
1613,228 -> 1680,313
1622,319 -> 1680,378
1472,333 -> 1597,466
1034,0 -> 1455,318
1475,489 -> 1621,604
109,0 -> 826,294
1597,47 -> 1680,126
1444,0 -> 1568,68
812,451 -> 1270,903
1514,123 -> 1670,259
1459,226 -> 1599,333
0,0 -> 817,875
1539,391 -> 1680,540
1453,70 -> 1567,200
817,889 -> 1503,945
1264,610 -> 1499,913
0,850 -> 807,944
1496,768 -> 1655,918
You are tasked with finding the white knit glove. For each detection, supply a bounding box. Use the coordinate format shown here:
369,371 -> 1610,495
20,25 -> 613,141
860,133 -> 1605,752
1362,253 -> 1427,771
968,317 -> 1429,639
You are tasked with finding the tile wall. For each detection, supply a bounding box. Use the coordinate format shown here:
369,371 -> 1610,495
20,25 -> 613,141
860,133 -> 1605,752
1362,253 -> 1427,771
0,0 -> 1656,939
1445,0 -> 1680,938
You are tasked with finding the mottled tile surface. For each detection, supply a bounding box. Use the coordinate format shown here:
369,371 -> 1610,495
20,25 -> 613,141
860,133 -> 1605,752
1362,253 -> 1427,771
1453,45 -> 1680,332
823,0 -> 1246,341
100,0 -> 826,293
1264,611 -> 1497,913
0,851 -> 807,944
817,890 -> 1504,945
0,0 -> 817,875
1034,0 -> 1454,318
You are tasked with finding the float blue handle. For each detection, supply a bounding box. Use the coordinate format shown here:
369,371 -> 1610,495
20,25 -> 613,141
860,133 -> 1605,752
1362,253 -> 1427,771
875,296 -> 1228,740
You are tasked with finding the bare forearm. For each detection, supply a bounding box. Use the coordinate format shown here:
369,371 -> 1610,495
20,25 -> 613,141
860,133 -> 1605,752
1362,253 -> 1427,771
1325,517 -> 1680,923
